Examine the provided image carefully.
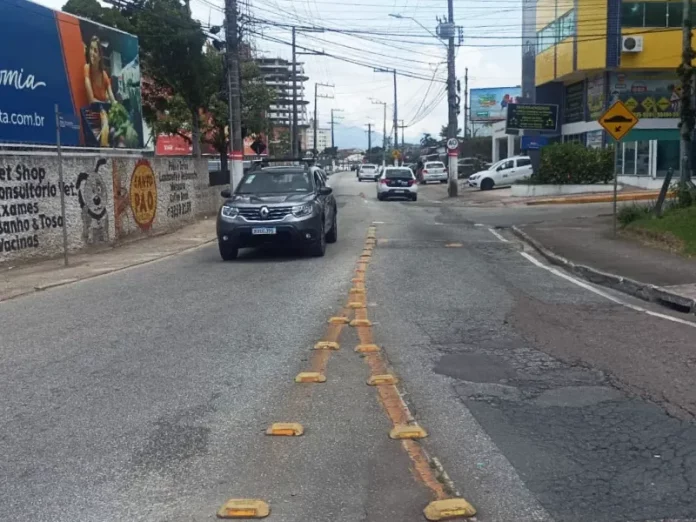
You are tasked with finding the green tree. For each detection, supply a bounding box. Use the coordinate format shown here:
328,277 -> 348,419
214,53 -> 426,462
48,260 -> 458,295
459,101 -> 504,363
201,46 -> 273,169
420,133 -> 438,148
270,129 -> 291,157
132,0 -> 208,156
439,125 -> 462,139
63,0 -> 134,32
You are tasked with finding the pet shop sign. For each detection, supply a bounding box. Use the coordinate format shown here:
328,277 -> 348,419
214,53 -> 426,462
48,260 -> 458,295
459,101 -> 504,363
129,160 -> 157,230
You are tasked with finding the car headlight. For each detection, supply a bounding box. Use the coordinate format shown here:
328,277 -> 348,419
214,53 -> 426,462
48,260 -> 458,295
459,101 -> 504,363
221,205 -> 239,218
292,203 -> 313,217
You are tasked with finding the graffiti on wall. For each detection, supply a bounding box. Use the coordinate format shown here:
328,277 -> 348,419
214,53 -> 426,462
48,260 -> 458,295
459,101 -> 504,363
2,154 -> 215,264
76,159 -> 110,244
160,159 -> 197,220
1,163 -> 70,254
129,160 -> 157,230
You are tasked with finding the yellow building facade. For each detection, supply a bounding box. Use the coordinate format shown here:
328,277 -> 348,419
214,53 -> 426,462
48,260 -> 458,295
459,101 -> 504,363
528,0 -> 685,182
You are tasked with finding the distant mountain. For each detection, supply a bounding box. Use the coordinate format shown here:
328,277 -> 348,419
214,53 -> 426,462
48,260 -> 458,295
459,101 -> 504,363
333,125 -> 383,150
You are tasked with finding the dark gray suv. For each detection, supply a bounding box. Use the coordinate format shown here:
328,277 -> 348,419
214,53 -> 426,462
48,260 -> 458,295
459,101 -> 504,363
216,165 -> 337,260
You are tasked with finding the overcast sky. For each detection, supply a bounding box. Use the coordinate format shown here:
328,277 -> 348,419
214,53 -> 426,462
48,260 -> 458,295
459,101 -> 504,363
38,0 -> 524,142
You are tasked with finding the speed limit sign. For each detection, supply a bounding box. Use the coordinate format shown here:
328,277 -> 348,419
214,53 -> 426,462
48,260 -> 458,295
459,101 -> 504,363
447,138 -> 459,150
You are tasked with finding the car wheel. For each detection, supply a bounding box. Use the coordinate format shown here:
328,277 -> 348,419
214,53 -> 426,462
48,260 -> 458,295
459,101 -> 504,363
480,178 -> 494,191
440,179 -> 447,184
411,194 -> 418,201
377,193 -> 385,201
326,209 -> 338,243
309,223 -> 327,257
219,241 -> 238,261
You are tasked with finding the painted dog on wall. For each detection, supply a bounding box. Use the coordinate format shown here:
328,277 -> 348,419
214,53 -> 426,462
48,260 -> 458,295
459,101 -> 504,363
76,158 -> 109,245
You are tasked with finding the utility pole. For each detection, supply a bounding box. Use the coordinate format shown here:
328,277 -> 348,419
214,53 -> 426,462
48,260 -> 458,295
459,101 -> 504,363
313,82 -> 334,156
225,0 -> 243,189
446,0 -> 459,196
291,27 -> 297,157
372,99 -> 387,166
366,123 -> 373,161
330,108 -> 343,161
393,70 -> 398,164
373,68 -> 398,164
463,67 -> 469,140
680,0 -> 694,183
398,120 -> 406,149
292,27 -> 326,158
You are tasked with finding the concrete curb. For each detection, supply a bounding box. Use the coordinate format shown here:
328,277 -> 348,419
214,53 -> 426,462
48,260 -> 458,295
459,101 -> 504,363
0,237 -> 215,304
525,191 -> 662,206
511,226 -> 696,315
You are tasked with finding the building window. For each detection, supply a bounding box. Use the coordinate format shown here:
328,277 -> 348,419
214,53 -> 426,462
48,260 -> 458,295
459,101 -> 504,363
621,1 -> 684,27
645,2 -> 668,26
621,2 -> 645,27
667,2 -> 683,26
536,9 -> 576,54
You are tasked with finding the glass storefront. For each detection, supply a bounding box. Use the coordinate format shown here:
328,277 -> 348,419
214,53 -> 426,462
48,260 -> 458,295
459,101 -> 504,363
614,132 -> 681,178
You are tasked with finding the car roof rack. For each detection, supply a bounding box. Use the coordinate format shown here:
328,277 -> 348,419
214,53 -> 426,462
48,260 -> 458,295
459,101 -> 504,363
250,157 -> 316,172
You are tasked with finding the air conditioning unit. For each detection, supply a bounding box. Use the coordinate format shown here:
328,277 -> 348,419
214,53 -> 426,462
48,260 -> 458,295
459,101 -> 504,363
622,36 -> 644,52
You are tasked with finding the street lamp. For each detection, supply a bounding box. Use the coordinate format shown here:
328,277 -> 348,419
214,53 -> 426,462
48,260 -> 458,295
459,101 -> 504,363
388,14 -> 446,48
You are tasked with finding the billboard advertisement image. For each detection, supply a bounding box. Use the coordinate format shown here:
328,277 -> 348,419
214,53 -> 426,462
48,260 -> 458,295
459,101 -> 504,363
470,87 -> 522,122
608,72 -> 681,119
0,0 -> 143,148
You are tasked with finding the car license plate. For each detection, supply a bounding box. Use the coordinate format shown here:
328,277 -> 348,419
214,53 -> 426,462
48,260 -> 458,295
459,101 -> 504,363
252,227 -> 276,235
393,189 -> 406,193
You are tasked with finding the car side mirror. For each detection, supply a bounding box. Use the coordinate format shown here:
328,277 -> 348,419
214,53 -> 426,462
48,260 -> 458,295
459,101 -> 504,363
319,186 -> 333,195
220,189 -> 231,198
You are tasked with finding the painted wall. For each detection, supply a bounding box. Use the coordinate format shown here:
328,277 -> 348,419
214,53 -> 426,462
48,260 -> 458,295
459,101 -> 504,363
536,47 -> 556,86
576,0 -> 607,70
621,28 -> 682,70
1,154 -> 222,264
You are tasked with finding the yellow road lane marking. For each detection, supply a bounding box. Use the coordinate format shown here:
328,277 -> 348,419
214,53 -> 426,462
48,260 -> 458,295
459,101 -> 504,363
348,225 -> 476,516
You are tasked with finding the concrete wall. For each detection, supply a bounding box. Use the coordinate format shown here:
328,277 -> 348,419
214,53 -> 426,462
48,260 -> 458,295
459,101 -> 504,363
511,183 -> 622,197
0,154 -> 223,265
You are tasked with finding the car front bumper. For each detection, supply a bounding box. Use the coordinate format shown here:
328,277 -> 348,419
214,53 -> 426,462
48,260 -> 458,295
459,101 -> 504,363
217,213 -> 323,248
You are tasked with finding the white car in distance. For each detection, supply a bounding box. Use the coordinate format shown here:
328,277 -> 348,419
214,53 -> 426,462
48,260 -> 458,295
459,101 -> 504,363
468,156 -> 533,190
421,161 -> 448,183
376,167 -> 418,201
358,164 -> 379,181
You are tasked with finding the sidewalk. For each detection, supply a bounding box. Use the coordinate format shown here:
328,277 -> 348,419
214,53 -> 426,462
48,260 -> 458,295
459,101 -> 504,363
514,215 -> 696,313
1,218 -> 216,302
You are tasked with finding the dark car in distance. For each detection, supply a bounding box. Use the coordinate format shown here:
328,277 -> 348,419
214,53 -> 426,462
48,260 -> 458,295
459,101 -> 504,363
216,165 -> 337,260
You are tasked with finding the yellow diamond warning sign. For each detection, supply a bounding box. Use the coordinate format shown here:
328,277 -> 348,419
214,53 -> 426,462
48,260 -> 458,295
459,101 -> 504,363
598,100 -> 639,142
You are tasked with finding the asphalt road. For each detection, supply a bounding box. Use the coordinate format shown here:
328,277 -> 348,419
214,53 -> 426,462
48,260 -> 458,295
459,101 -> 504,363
2,171 -> 696,522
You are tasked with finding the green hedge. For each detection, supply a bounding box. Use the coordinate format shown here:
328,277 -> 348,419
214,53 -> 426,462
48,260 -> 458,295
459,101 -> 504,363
535,143 -> 614,184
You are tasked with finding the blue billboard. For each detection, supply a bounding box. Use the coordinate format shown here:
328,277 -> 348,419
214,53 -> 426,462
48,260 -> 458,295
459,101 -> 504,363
0,0 -> 143,148
470,87 -> 522,122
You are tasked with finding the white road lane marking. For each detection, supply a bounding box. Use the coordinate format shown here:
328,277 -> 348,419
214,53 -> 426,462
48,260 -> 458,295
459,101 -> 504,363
488,228 -> 509,242
520,252 -> 696,329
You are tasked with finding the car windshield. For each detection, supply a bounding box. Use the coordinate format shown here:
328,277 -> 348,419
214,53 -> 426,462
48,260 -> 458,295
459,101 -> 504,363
385,169 -> 413,179
425,162 -> 445,169
362,165 -> 377,171
236,171 -> 313,194
488,160 -> 506,170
